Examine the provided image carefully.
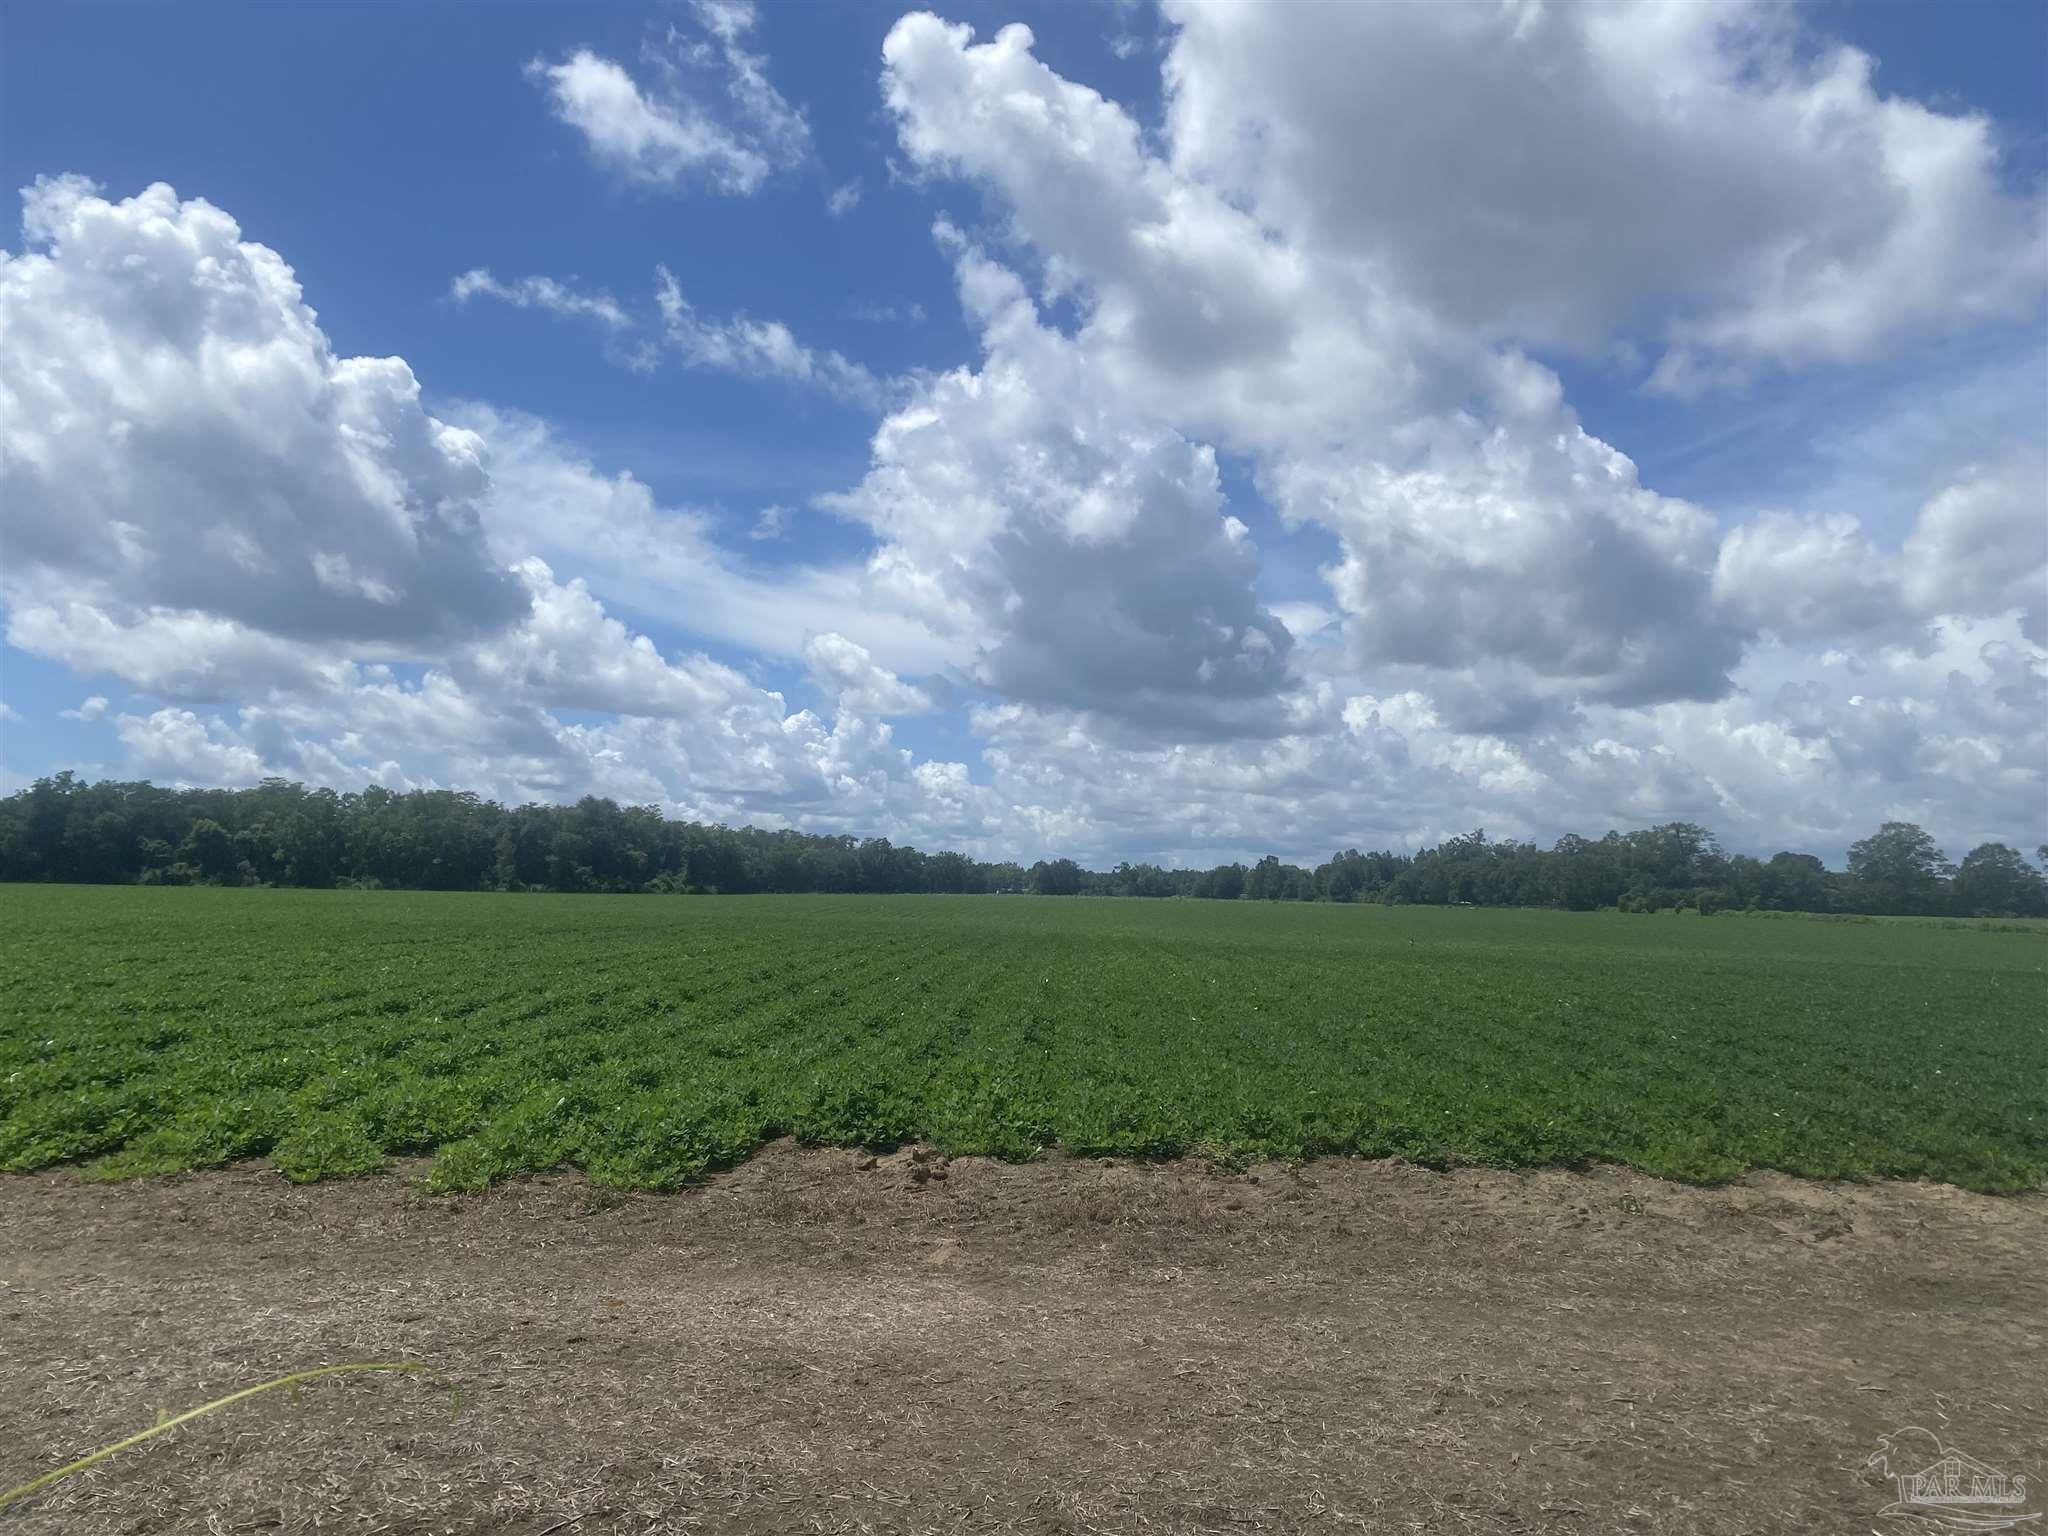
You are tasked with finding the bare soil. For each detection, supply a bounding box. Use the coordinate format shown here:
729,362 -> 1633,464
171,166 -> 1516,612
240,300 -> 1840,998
2,1147 -> 2042,1534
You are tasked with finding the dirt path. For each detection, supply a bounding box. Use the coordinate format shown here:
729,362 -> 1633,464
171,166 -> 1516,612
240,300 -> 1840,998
2,1147 -> 2042,1534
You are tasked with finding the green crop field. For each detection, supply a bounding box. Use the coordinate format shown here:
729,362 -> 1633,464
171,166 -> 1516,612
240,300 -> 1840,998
2,886 -> 2043,1192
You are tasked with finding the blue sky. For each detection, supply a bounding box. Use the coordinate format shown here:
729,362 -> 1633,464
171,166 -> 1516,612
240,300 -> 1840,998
0,0 -> 1175,761
2,0 -> 2044,866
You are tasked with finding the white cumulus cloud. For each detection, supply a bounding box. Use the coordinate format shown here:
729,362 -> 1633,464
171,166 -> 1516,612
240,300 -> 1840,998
1161,0 -> 2044,386
1,177 -> 527,651
804,632 -> 932,717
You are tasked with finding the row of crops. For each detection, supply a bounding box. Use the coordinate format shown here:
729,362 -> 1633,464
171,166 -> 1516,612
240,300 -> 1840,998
2,886 -> 2042,1191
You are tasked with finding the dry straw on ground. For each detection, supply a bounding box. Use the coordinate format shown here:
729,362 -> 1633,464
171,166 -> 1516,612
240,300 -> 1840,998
2,1145 -> 2042,1534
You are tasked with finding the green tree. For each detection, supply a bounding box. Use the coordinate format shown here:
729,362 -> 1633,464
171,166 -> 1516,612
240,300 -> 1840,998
181,818 -> 241,883
1759,851 -> 1829,912
1029,858 -> 1085,895
1951,843 -> 2048,917
1845,822 -> 1953,916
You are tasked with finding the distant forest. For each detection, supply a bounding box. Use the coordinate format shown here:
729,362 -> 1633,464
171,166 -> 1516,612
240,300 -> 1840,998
2,773 -> 2044,918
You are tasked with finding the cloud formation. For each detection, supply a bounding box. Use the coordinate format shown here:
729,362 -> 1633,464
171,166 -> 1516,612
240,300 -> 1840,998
5,2 -> 2044,870
528,0 -> 808,196
450,269 -> 633,331
804,632 -> 933,717
1716,453 -> 2048,645
445,262 -> 889,401
825,232 -> 1295,736
656,266 -> 886,406
877,15 -> 1745,722
1,177 -> 526,652
1160,0 -> 2045,386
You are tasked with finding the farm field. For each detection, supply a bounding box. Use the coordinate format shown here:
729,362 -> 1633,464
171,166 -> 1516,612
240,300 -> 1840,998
2,885 -> 2044,1192
5,1148 -> 2044,1534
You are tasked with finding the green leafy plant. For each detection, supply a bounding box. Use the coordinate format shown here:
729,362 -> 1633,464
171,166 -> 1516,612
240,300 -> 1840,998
2,887 -> 2042,1193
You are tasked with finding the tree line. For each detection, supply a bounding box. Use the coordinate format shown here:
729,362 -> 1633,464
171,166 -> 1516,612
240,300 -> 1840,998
2,772 -> 2044,918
